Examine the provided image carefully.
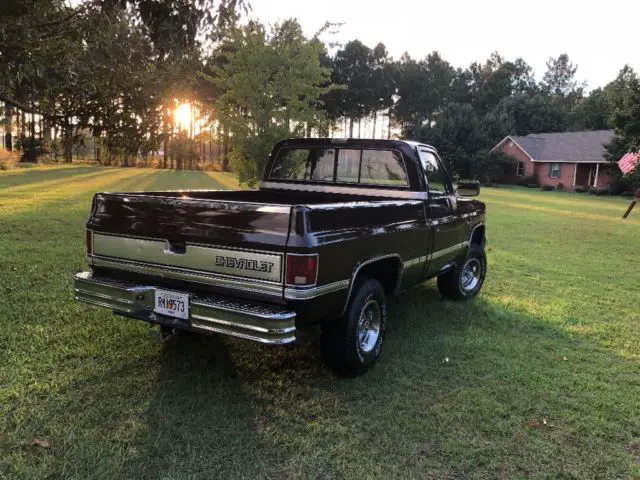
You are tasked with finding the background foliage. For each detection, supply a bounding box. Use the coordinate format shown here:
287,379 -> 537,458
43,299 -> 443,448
1,0 -> 639,183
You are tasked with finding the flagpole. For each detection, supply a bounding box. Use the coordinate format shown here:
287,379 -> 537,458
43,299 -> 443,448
622,199 -> 637,219
618,152 -> 639,219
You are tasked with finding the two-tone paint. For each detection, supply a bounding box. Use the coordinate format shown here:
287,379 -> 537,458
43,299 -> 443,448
79,138 -> 485,337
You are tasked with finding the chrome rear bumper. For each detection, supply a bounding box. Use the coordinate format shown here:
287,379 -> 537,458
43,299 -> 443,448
74,271 -> 296,345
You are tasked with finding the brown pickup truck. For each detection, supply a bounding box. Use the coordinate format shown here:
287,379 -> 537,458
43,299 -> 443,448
74,138 -> 486,376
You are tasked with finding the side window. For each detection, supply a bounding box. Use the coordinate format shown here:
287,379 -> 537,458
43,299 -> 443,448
418,149 -> 451,194
270,148 -> 335,181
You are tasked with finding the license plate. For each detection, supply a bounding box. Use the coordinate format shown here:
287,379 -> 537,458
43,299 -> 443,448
154,289 -> 189,320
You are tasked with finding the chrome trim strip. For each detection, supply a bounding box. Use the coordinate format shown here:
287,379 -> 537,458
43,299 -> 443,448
74,296 -> 136,313
93,233 -> 283,283
90,256 -> 284,297
191,314 -> 296,334
430,216 -> 461,226
255,205 -> 292,214
469,222 -> 485,245
189,300 -> 296,321
103,192 -> 293,214
304,200 -> 422,210
74,288 -> 135,305
260,181 -> 429,200
430,241 -> 469,260
340,254 -> 403,316
403,256 -> 428,269
190,321 -> 296,345
284,279 -> 350,300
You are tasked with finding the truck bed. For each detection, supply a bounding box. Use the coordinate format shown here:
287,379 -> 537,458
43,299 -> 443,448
86,188 -> 426,300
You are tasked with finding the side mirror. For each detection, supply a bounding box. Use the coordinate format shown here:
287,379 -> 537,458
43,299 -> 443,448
456,180 -> 480,197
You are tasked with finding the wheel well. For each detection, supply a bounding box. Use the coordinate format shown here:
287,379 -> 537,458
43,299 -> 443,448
356,257 -> 402,296
470,224 -> 485,246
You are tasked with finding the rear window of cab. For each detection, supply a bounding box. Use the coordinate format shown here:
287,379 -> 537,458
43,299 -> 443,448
269,147 -> 409,187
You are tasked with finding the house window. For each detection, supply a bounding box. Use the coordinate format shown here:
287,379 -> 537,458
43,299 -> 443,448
549,163 -> 561,178
516,161 -> 525,177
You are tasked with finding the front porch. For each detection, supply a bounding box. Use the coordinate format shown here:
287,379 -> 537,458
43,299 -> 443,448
573,163 -> 611,189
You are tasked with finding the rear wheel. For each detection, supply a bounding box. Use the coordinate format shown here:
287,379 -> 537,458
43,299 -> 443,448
437,244 -> 487,300
321,278 -> 387,377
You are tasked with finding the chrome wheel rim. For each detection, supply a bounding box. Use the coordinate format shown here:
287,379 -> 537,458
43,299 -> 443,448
357,299 -> 382,354
461,258 -> 482,292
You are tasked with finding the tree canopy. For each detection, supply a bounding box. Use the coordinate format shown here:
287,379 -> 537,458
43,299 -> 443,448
2,1 -> 639,184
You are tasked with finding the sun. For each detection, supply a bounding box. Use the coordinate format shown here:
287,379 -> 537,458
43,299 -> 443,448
175,103 -> 192,131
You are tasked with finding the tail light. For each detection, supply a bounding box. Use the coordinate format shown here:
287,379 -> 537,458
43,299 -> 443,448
86,230 -> 93,255
286,254 -> 318,286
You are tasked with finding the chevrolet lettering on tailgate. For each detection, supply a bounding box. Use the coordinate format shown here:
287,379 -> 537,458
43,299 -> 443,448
215,255 -> 274,273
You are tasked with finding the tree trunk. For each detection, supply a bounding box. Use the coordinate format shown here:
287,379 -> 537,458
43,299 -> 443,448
372,112 -> 377,139
52,124 -> 57,160
15,109 -> 20,147
63,118 -> 72,163
358,118 -> 361,138
4,104 -> 12,151
162,105 -> 169,169
348,117 -> 354,138
223,124 -> 229,171
387,107 -> 392,139
306,122 -> 312,137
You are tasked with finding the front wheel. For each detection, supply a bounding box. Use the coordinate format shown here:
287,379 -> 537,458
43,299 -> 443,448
321,277 -> 387,377
437,244 -> 487,300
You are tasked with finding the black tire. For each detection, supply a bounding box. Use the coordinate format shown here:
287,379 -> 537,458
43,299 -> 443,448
321,277 -> 387,377
437,244 -> 487,300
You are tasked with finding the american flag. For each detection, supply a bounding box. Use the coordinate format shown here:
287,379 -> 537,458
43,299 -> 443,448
618,152 -> 640,174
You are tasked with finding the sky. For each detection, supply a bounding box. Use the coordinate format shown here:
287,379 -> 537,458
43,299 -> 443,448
250,0 -> 640,91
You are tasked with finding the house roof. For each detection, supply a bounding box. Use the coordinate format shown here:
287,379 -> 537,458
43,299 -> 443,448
494,130 -> 615,163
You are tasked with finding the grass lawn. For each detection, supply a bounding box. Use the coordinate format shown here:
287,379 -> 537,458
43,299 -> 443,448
1,166 -> 639,479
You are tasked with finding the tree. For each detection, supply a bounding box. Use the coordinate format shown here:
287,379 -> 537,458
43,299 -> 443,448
325,40 -> 374,137
471,150 -> 514,184
605,65 -> 640,147
211,20 -> 332,183
393,52 -> 455,137
542,53 -> 585,107
418,102 -> 487,178
604,66 -> 640,179
493,93 -> 569,136
571,88 -> 611,130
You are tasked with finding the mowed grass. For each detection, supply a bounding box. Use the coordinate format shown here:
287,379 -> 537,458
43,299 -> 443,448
1,167 -> 639,479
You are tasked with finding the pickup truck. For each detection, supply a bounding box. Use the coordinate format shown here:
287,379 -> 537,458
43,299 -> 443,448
74,138 -> 486,376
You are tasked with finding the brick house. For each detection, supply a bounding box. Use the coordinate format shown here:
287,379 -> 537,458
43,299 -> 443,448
491,130 -> 616,190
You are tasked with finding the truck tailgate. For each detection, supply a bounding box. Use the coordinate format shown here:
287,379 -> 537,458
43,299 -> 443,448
87,192 -> 292,285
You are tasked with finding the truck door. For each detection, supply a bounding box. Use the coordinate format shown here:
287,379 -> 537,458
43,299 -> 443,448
416,147 -> 469,274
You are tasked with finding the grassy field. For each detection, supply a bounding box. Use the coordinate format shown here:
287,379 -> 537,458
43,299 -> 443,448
1,166 -> 639,479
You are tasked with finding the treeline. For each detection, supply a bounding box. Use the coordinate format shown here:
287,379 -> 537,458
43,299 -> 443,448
324,46 -> 640,184
2,0 -> 639,185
